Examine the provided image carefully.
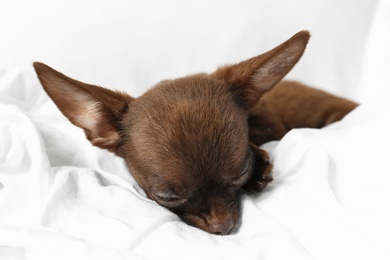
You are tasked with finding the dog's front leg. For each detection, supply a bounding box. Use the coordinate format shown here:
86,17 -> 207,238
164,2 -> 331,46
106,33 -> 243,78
242,143 -> 273,193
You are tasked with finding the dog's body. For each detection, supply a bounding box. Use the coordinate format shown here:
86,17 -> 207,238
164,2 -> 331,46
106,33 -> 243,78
248,80 -> 358,146
34,31 -> 358,235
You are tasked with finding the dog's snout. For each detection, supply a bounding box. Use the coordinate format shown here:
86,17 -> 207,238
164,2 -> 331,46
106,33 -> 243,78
207,217 -> 234,235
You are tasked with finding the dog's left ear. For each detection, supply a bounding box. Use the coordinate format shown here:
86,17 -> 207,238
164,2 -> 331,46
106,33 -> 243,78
212,30 -> 310,108
33,62 -> 134,155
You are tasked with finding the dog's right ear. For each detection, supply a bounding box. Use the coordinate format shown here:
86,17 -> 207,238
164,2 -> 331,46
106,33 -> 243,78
33,62 -> 133,154
212,30 -> 310,109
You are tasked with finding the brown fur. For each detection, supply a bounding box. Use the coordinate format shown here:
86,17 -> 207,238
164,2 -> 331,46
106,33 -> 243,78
248,80 -> 358,145
33,31 -> 358,235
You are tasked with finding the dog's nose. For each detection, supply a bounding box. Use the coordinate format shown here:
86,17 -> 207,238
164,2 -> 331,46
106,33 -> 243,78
208,219 -> 235,235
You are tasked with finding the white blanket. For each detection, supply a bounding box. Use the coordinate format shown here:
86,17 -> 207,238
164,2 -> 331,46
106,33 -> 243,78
1,66 -> 390,260
2,1 -> 390,259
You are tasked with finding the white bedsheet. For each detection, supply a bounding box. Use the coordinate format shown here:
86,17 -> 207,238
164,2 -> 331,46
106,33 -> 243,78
2,0 -> 390,259
1,68 -> 390,260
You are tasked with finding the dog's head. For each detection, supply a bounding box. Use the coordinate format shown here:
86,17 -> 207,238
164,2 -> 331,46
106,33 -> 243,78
34,31 -> 310,235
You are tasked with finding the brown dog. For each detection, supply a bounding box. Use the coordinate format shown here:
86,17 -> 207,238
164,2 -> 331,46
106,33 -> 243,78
33,31 -> 357,235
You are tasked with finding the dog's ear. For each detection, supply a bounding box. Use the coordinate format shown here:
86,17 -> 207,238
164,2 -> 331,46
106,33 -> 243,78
212,30 -> 310,108
33,62 -> 133,154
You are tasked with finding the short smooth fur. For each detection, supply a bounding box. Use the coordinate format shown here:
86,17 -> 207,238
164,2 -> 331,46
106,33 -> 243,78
34,31 -> 358,235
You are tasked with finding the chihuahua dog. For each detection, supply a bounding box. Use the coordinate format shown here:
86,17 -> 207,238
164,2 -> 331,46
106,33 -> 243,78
33,31 -> 357,235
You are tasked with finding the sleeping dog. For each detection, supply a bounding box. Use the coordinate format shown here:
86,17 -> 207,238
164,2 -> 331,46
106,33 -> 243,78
33,31 -> 357,235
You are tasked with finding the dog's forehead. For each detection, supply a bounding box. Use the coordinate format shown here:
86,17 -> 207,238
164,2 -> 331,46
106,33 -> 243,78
135,75 -> 248,135
130,75 -> 249,180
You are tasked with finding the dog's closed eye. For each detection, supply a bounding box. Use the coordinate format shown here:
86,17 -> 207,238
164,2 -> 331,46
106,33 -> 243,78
232,152 -> 254,187
241,157 -> 252,176
152,191 -> 187,208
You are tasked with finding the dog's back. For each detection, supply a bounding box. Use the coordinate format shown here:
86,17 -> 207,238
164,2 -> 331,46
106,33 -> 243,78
248,81 -> 358,145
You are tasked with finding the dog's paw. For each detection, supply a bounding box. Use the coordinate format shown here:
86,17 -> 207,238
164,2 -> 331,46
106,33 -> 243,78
242,144 -> 273,194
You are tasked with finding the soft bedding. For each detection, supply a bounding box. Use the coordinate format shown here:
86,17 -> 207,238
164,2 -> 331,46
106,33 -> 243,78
1,0 -> 390,259
1,67 -> 390,260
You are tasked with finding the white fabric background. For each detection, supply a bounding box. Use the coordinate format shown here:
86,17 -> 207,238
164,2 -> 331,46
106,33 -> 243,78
0,0 -> 378,98
1,1 -> 390,260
